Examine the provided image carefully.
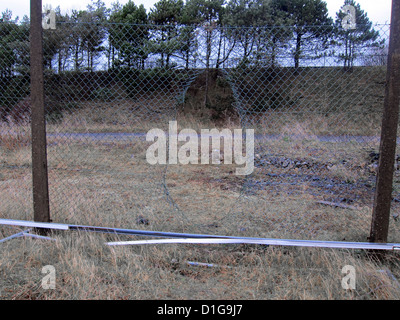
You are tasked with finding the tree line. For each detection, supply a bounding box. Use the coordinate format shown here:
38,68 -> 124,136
0,0 -> 387,77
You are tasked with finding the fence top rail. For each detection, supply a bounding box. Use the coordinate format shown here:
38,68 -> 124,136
1,219 -> 400,251
0,219 -> 69,230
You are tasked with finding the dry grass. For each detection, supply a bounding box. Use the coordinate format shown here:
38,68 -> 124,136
1,112 -> 400,300
0,121 -> 31,152
1,232 -> 400,300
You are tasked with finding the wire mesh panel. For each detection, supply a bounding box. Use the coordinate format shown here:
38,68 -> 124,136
222,24 -> 396,241
0,21 -> 32,222
1,14 -> 399,242
41,22 -> 206,231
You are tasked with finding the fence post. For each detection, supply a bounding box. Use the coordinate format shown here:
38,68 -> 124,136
30,0 -> 51,227
369,0 -> 400,245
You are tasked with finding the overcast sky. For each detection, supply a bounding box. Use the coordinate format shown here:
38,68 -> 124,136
1,0 -> 393,25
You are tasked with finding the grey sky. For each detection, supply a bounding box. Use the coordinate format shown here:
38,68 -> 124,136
1,0 -> 393,25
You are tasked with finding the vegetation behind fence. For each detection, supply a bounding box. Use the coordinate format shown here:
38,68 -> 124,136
1,0 -> 399,244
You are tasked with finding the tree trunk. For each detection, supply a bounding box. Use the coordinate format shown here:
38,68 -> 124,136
58,49 -> 62,73
294,33 -> 302,69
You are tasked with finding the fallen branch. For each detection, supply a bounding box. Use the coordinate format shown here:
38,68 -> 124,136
317,200 -> 358,210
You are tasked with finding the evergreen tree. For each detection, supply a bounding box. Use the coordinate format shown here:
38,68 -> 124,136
273,0 -> 333,68
224,0 -> 265,62
0,10 -> 19,77
334,0 -> 384,70
184,0 -> 225,69
84,0 -> 109,71
149,0 -> 184,68
224,0 -> 292,67
109,0 -> 148,69
177,3 -> 200,69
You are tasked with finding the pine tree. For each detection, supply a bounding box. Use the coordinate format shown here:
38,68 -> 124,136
0,10 -> 19,78
149,0 -> 184,68
334,0 -> 384,71
108,0 -> 148,69
273,0 -> 333,68
184,0 -> 225,69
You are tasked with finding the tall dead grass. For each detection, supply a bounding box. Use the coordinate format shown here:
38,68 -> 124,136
1,231 -> 400,300
1,111 -> 400,300
0,121 -> 31,151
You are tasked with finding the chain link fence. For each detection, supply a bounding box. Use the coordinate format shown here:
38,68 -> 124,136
1,18 -> 399,243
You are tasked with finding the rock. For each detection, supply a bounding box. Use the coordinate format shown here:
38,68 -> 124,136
369,152 -> 380,162
136,215 -> 149,225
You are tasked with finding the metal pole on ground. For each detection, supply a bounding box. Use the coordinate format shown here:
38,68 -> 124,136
370,0 -> 400,247
30,0 -> 51,229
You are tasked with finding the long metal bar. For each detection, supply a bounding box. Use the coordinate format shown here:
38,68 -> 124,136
0,231 -> 27,243
1,219 -> 400,251
30,0 -> 51,226
106,238 -> 400,251
23,232 -> 56,241
69,224 -> 241,239
0,219 -> 68,230
370,0 -> 400,243
0,230 -> 55,243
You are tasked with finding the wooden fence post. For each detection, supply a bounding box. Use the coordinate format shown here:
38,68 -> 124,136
30,0 -> 51,227
370,0 -> 400,245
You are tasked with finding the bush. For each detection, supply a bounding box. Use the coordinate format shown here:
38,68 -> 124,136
91,87 -> 117,102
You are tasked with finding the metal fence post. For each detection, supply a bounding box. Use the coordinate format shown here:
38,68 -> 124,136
370,0 -> 400,244
30,0 -> 51,226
